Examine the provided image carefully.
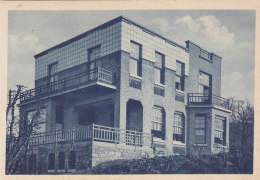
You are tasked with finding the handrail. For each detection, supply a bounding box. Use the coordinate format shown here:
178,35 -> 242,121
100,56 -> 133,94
29,124 -> 153,147
20,68 -> 115,103
187,93 -> 229,109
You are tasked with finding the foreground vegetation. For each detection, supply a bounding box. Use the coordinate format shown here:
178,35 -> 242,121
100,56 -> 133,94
86,152 -> 253,174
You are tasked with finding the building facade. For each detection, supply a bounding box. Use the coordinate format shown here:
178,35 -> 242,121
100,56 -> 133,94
18,16 -> 231,174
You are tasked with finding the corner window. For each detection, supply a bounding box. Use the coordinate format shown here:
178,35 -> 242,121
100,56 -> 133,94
56,106 -> 64,124
214,115 -> 226,145
151,107 -> 164,139
195,114 -> 206,144
129,41 -> 142,76
173,112 -> 185,143
155,52 -> 165,84
176,61 -> 185,91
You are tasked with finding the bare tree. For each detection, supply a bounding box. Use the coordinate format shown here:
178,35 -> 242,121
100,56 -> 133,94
229,98 -> 254,173
6,85 -> 45,174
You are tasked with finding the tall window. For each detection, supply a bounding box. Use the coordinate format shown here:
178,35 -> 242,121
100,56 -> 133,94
154,52 -> 165,84
88,45 -> 101,71
48,62 -> 58,83
58,152 -> 65,170
48,153 -> 55,170
173,112 -> 185,143
129,41 -> 142,76
151,107 -> 164,139
214,115 -> 226,145
199,71 -> 211,95
195,114 -> 206,144
69,151 -> 76,169
56,106 -> 64,124
176,61 -> 185,91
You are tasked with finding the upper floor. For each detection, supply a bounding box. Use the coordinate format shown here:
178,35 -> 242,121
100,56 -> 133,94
19,16 -> 229,110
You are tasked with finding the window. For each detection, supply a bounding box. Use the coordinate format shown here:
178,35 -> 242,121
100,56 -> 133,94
69,151 -> 76,169
176,61 -> 185,91
58,152 -> 65,169
199,71 -> 211,95
214,115 -> 226,145
48,153 -> 55,170
78,109 -> 95,125
88,45 -> 101,76
155,52 -> 165,84
48,62 -> 58,83
151,107 -> 164,139
56,106 -> 64,124
129,41 -> 142,76
195,114 -> 206,144
173,112 -> 185,143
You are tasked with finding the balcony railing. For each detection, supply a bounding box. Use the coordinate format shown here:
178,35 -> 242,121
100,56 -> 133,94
29,124 -> 153,148
187,93 -> 230,109
20,68 -> 115,103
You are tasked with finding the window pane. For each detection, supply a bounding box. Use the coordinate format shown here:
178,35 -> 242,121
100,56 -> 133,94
152,107 -> 163,131
154,68 -> 161,83
195,115 -> 206,144
176,62 -> 183,76
199,72 -> 210,87
129,59 -> 138,75
155,52 -> 163,69
89,46 -> 101,61
130,42 -> 140,59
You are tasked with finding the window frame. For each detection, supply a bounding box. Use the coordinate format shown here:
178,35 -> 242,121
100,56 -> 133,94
151,106 -> 165,140
199,71 -> 212,95
175,61 -> 185,91
214,115 -> 226,146
195,114 -> 207,144
129,41 -> 142,77
48,62 -> 58,83
154,51 -> 165,84
88,45 -> 101,72
173,112 -> 185,143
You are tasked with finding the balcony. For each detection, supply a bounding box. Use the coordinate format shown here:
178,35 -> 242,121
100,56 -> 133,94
29,124 -> 153,148
187,93 -> 230,109
20,68 -> 116,103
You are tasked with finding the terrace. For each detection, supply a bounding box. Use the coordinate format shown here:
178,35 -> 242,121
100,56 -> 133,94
29,124 -> 153,148
187,93 -> 230,109
20,68 -> 116,103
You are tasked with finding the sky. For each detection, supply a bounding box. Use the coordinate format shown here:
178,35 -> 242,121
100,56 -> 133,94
8,10 -> 255,103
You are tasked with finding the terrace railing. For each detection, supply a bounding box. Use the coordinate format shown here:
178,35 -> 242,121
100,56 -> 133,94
20,68 -> 115,103
187,93 -> 230,109
29,124 -> 153,148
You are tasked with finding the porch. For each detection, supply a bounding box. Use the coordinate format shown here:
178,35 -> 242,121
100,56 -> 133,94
29,124 -> 153,148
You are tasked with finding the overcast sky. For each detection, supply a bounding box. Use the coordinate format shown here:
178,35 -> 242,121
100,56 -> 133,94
8,10 -> 255,103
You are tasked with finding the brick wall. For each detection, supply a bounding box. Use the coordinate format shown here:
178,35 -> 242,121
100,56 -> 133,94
185,41 -> 222,96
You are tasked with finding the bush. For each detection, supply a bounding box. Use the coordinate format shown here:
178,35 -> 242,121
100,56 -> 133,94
86,153 -> 245,174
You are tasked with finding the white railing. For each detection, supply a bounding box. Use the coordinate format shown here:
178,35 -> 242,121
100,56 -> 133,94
29,124 -> 152,147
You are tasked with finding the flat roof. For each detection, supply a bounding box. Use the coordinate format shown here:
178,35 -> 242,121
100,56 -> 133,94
34,16 -> 189,59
